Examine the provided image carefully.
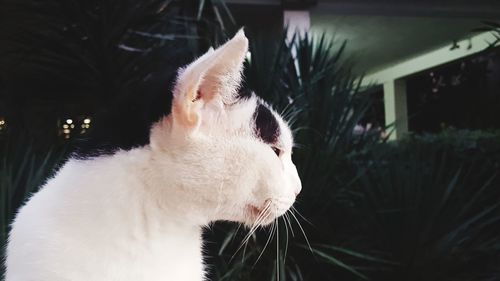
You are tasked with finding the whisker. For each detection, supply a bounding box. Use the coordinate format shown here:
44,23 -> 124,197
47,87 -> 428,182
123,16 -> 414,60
253,218 -> 276,267
290,209 -> 313,254
284,213 -> 295,237
242,203 -> 270,243
230,203 -> 272,261
230,223 -> 242,244
291,206 -> 314,226
242,207 -> 271,263
241,220 -> 260,246
242,237 -> 248,263
282,216 -> 289,262
243,203 -> 271,243
276,213 -> 280,281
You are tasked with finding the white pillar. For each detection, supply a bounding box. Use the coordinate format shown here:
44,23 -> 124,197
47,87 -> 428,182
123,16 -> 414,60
283,10 -> 310,41
384,79 -> 408,140
283,10 -> 311,77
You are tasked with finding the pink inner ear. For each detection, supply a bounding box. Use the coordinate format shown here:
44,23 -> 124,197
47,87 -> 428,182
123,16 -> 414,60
192,90 -> 202,102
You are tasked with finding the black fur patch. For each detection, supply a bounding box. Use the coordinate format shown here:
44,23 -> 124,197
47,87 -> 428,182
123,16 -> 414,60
253,103 -> 280,144
237,87 -> 254,100
228,87 -> 254,105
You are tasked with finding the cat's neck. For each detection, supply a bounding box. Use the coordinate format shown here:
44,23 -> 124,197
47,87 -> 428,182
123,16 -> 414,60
109,145 -> 222,227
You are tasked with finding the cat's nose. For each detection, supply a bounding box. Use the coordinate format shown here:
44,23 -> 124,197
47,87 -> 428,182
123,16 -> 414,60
286,162 -> 302,197
294,181 -> 302,197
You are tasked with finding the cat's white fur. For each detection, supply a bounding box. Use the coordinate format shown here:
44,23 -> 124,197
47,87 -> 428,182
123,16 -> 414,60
5,30 -> 301,281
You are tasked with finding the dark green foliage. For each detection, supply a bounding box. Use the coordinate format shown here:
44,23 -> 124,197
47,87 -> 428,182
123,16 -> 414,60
406,44 -> 500,133
348,135 -> 500,281
0,0 -> 233,146
0,0 -> 233,99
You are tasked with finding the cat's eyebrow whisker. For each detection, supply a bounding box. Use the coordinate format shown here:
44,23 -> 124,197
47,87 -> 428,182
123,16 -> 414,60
290,208 -> 313,254
279,103 -> 293,118
282,105 -> 299,117
292,141 -> 306,149
286,113 -> 301,127
292,126 -> 308,134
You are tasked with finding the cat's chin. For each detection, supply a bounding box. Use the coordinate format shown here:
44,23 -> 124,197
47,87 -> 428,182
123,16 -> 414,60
241,196 -> 296,227
243,203 -> 278,227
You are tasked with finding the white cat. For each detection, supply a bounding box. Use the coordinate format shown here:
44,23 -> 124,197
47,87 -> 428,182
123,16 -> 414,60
5,30 -> 301,281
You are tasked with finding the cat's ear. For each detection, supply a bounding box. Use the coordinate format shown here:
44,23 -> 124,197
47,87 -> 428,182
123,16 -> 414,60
171,29 -> 248,129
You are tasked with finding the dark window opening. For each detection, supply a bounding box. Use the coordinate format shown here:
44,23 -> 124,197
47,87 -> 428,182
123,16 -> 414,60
407,47 -> 500,134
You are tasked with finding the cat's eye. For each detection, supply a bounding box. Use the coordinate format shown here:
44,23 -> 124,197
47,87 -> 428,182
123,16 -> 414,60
272,146 -> 282,157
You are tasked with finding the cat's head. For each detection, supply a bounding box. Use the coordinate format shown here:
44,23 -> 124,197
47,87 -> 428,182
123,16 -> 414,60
150,30 -> 301,227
